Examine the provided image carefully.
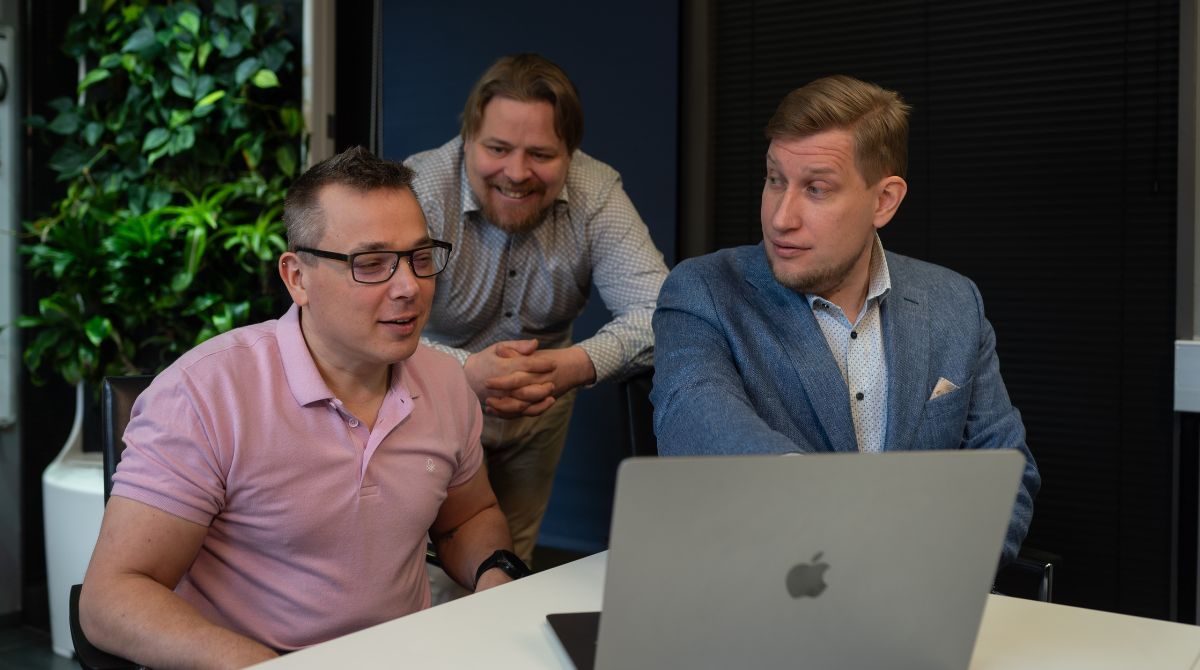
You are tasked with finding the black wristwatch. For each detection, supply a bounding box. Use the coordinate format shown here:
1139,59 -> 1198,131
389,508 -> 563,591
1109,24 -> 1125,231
474,549 -> 531,588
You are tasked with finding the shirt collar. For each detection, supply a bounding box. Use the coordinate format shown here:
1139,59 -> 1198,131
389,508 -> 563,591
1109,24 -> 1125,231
455,135 -> 572,217
277,303 -> 415,407
805,234 -> 893,310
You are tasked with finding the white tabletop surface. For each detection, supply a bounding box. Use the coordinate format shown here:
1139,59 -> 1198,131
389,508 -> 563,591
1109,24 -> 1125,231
256,552 -> 1200,669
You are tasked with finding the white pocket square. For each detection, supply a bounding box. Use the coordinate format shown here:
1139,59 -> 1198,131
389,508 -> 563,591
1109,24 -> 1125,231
929,377 -> 960,400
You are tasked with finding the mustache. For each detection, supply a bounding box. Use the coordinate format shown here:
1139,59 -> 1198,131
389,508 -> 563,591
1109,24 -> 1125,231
485,176 -> 545,193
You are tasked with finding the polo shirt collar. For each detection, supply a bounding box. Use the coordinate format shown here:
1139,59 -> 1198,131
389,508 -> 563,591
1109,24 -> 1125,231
276,304 -> 415,407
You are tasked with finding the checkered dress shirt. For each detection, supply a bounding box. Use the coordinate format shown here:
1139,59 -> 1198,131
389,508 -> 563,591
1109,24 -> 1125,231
404,137 -> 668,383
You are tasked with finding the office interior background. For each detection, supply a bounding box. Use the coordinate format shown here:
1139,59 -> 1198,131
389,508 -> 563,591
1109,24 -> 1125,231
2,0 -> 1200,641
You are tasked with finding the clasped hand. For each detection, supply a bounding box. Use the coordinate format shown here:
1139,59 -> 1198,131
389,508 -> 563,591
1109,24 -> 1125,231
464,339 -> 595,419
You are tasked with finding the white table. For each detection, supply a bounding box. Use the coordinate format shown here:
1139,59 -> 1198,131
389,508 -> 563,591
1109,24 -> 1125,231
256,552 -> 1200,669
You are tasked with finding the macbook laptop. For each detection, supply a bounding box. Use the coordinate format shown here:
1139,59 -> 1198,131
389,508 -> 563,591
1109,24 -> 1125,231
548,450 -> 1026,670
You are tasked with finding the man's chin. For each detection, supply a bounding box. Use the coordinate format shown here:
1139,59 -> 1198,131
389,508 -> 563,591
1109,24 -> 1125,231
767,254 -> 827,294
482,202 -> 550,234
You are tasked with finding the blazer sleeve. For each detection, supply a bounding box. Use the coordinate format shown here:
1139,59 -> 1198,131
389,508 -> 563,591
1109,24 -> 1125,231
651,260 -> 812,456
961,281 -> 1041,564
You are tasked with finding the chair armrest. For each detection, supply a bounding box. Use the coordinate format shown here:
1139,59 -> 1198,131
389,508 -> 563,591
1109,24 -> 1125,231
69,583 -> 139,670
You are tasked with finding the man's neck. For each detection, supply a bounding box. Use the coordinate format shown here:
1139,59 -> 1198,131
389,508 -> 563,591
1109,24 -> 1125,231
818,249 -> 875,320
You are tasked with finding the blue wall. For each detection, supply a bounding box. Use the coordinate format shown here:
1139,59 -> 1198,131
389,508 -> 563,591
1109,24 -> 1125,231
380,1 -> 678,552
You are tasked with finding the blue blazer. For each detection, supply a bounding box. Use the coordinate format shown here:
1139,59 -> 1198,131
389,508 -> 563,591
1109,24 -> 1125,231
651,243 -> 1039,562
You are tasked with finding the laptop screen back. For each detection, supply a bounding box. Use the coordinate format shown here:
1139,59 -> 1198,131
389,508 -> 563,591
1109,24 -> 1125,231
594,451 -> 1025,670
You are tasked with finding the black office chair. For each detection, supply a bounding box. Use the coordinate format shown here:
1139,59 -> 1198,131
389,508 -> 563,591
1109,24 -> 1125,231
617,367 -> 1057,602
618,369 -> 657,457
995,546 -> 1058,603
70,375 -> 154,669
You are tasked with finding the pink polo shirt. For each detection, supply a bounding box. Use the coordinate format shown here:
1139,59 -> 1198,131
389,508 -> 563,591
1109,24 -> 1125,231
111,304 -> 483,650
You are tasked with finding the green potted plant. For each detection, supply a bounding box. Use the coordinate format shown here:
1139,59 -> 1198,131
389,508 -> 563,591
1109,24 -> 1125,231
20,1 -> 307,657
18,0 -> 306,390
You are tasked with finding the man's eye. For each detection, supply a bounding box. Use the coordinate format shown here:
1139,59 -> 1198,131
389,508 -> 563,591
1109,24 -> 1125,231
355,259 -> 387,274
486,145 -> 507,156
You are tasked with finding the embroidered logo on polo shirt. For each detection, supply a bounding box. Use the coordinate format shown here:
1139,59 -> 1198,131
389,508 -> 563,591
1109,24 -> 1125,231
426,458 -> 436,473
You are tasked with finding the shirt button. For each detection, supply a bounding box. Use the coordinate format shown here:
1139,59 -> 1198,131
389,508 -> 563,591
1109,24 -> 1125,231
348,418 -> 360,428
508,270 -> 516,277
855,392 -> 864,401
504,311 -> 513,317
850,331 -> 858,339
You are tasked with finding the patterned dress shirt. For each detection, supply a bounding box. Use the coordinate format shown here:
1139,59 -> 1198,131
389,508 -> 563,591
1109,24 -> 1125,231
405,137 -> 668,383
806,235 -> 891,452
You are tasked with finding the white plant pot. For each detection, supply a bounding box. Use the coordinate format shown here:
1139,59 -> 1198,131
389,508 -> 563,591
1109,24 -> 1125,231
41,382 -> 105,658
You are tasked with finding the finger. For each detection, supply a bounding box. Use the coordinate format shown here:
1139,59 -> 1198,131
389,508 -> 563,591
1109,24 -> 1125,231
520,396 -> 556,417
504,382 -> 555,403
495,338 -> 540,357
485,371 -> 553,392
485,396 -> 533,416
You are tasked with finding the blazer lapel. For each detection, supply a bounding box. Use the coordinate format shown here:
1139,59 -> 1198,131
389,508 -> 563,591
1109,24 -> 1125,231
745,249 -> 858,453
882,270 -> 930,453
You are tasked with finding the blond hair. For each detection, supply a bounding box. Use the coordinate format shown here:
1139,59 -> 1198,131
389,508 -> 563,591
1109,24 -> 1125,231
765,75 -> 910,183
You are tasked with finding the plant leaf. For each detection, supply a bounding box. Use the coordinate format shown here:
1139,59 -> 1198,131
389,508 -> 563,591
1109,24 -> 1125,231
171,75 -> 192,98
78,67 -> 111,93
142,127 -> 170,152
234,57 -> 260,86
195,89 -> 226,108
251,69 -> 279,89
84,122 -> 105,147
178,10 -> 200,35
46,110 -> 80,135
197,42 -> 212,69
83,316 -> 113,348
275,144 -> 296,177
121,27 -> 157,54
214,0 -> 238,19
240,4 -> 258,32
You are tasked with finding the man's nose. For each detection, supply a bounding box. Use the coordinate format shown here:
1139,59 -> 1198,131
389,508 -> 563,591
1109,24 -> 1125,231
388,258 -> 421,298
502,152 -> 533,183
768,188 -> 803,232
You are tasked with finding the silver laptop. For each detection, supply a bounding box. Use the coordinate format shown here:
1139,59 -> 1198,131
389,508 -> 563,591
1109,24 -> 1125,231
552,450 -> 1025,670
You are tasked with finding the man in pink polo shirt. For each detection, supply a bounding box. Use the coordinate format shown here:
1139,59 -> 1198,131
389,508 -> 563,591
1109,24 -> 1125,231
78,147 -> 526,667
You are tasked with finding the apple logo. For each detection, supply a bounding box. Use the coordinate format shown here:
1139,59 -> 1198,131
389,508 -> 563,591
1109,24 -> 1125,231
786,552 -> 830,598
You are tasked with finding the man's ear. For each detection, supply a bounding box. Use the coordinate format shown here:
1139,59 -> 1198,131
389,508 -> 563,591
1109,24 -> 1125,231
872,176 -> 908,230
279,252 -> 309,306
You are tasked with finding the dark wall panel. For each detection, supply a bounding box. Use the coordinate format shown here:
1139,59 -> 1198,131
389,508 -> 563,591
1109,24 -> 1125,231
711,0 -> 1180,618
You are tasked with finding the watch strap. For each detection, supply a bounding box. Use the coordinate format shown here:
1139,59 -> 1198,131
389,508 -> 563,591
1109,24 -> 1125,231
474,549 -> 531,588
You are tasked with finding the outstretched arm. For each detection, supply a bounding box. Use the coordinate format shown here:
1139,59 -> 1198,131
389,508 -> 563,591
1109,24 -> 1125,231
651,262 -> 811,456
80,497 -> 277,669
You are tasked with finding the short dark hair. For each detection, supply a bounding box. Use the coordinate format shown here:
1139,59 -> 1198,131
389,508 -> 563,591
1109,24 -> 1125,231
461,53 -> 584,154
765,75 -> 910,183
284,146 -> 416,251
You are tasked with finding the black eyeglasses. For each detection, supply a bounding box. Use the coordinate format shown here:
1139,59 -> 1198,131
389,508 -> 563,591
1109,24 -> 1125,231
296,241 -> 453,283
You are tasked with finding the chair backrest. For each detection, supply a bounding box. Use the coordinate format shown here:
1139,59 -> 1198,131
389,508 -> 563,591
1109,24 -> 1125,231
101,375 -> 154,502
618,369 -> 657,457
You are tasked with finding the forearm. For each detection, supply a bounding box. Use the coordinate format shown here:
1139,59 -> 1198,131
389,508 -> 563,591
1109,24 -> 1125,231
576,309 -> 655,384
81,575 -> 275,669
432,502 -> 514,590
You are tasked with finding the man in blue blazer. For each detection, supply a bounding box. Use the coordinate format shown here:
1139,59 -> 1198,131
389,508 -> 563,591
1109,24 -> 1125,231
651,75 -> 1038,563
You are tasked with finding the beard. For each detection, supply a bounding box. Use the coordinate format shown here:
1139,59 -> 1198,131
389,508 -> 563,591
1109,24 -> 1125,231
766,245 -> 864,296
479,177 -> 553,234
